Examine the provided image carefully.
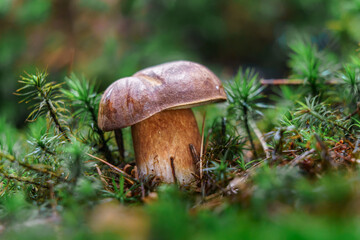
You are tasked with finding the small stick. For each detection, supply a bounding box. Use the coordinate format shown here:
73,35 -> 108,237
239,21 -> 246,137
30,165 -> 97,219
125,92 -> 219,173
261,79 -> 303,85
0,180 -> 10,196
200,112 -> 206,198
0,170 -> 49,188
95,164 -> 108,186
0,152 -> 61,178
249,118 -> 270,159
200,113 -> 206,179
189,144 -> 200,164
203,131 -> 211,155
290,149 -> 316,167
86,153 -> 138,184
141,183 -> 145,199
261,78 -> 339,85
345,102 -> 360,120
315,134 -> 333,169
48,180 -> 59,219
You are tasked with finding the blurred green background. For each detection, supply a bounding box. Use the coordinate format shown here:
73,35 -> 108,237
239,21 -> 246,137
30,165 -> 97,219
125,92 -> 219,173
1,0 -> 359,126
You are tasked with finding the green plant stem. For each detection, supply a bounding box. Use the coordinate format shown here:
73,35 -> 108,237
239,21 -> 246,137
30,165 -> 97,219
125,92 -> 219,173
36,85 -> 70,142
243,106 -> 258,159
71,154 -> 81,188
0,152 -> 61,178
115,129 -> 125,163
309,77 -> 319,97
86,101 -> 114,164
0,168 -> 49,188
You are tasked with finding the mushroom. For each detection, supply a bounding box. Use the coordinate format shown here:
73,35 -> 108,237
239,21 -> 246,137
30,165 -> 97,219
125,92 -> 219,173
98,61 -> 227,185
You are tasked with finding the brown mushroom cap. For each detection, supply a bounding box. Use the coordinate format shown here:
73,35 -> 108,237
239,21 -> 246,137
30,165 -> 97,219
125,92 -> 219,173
98,61 -> 227,131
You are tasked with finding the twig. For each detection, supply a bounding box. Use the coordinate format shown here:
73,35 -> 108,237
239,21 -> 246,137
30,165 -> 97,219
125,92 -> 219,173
95,164 -> 108,186
48,180 -> 59,219
203,130 -> 211,156
0,179 -> 10,196
261,78 -> 339,85
141,183 -> 145,199
290,149 -> 316,167
205,160 -> 266,200
200,112 -> 206,198
345,102 -> 360,120
249,118 -> 270,159
86,153 -> 137,184
261,79 -> 303,85
0,169 -> 49,188
189,144 -> 200,164
271,128 -> 285,162
0,152 -> 61,178
315,134 -> 334,169
353,139 -> 360,155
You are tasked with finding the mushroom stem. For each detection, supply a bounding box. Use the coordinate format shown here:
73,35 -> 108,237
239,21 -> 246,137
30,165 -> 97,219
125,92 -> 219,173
131,109 -> 201,185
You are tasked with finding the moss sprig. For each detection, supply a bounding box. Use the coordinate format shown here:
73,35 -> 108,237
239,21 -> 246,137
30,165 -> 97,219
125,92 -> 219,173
226,68 -> 269,159
62,73 -> 115,164
16,70 -> 70,142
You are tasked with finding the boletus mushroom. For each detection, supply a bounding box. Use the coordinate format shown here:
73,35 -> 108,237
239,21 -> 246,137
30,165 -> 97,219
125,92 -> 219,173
98,61 -> 227,185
